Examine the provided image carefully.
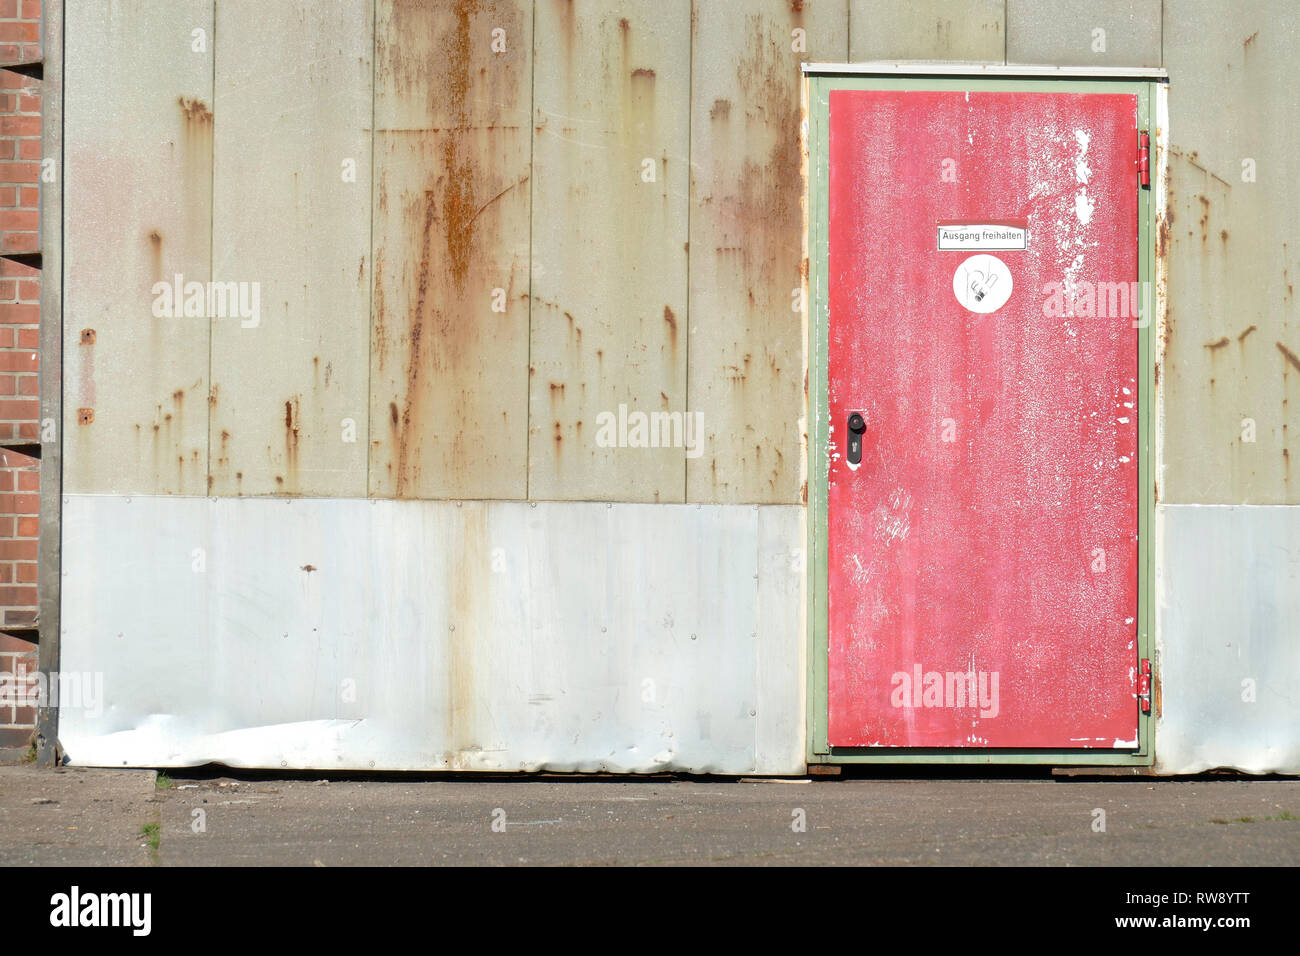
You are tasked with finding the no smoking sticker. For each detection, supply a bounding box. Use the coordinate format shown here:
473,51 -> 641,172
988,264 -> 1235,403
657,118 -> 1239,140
953,254 -> 1012,314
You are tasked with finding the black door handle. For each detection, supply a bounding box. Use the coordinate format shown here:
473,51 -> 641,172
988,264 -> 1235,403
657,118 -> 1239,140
847,412 -> 866,465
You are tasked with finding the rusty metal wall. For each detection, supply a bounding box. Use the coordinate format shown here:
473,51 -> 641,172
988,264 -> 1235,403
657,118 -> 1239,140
60,3 -> 1300,504
63,0 -> 213,495
1160,1 -> 1300,504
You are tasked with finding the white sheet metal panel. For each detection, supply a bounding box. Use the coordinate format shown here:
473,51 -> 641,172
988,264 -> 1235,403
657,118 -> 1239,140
208,0 -> 373,497
57,497 -> 805,774
1156,504 -> 1300,774
63,0 -> 213,495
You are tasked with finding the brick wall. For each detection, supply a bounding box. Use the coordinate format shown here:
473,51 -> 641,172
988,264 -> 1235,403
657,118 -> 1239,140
0,0 -> 38,751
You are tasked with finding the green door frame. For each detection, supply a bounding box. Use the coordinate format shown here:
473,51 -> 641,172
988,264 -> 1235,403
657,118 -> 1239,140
803,66 -> 1165,766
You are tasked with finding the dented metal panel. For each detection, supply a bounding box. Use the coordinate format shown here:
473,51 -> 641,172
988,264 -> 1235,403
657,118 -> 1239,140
528,0 -> 691,502
849,0 -> 1004,62
687,0 -> 845,504
62,0 -> 213,495
1007,0 -> 1162,67
1160,3 -> 1300,503
369,0 -> 532,500
1155,504 -> 1300,774
57,496 -> 805,774
208,0 -> 373,497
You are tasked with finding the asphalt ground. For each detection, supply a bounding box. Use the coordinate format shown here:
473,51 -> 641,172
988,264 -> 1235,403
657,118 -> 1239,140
2,765 -> 1297,866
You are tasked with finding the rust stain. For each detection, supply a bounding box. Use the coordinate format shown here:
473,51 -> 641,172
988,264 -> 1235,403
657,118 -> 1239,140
77,408 -> 94,425
631,67 -> 655,79
1238,325 -> 1257,343
79,328 -> 95,345
300,564 -> 317,573
1277,341 -> 1300,373
178,96 -> 212,124
710,98 -> 731,121
1204,337 -> 1229,351
663,305 -> 678,353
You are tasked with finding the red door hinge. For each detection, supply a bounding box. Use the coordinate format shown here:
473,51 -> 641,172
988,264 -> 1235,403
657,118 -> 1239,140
1137,131 -> 1150,188
1137,658 -> 1152,714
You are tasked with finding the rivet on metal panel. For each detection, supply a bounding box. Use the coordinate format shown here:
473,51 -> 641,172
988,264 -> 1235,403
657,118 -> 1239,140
449,625 -> 455,632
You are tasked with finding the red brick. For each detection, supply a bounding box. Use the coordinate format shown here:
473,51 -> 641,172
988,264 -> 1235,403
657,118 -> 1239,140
15,421 -> 34,439
0,399 -> 36,419
0,23 -> 39,44
0,187 -> 12,208
0,140 -> 11,162
0,330 -> 15,348
0,541 -> 33,561
13,705 -> 36,726
0,376 -> 15,396
21,1 -> 39,21
0,233 -> 35,254
0,500 -> 37,523
14,329 -> 35,348
0,585 -> 35,605
0,2 -> 17,21
14,561 -> 34,583
0,471 -> 12,493
16,138 -> 39,161
0,354 -> 36,374
0,161 -> 39,182
15,471 -> 34,492
0,308 -> 37,327
0,209 -> 36,230
17,374 -> 35,395
0,261 -> 34,281
0,280 -> 11,300
14,515 -> 34,537
17,93 -> 38,113
18,186 -> 37,207
15,279 -> 36,300
0,632 -> 34,653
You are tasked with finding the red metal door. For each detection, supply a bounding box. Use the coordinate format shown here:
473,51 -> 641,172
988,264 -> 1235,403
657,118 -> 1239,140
826,90 -> 1139,749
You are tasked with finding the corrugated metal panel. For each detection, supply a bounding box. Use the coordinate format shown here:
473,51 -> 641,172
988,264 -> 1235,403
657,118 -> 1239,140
208,0 -> 373,497
1007,0 -> 1162,67
56,496 -> 805,774
687,0 -> 845,505
849,0 -> 1004,62
1160,2 -> 1300,503
62,0 -> 213,495
1155,504 -> 1300,774
369,0 -> 532,500
528,0 -> 691,502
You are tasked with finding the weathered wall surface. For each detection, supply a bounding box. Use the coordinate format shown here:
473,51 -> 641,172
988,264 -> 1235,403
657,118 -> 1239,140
56,1 -> 1300,773
65,1 -> 1297,507
57,496 -> 805,774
